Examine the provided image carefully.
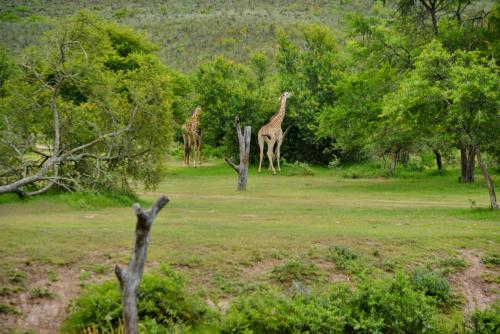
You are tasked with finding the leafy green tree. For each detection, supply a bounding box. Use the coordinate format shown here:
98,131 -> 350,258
0,11 -> 173,197
319,10 -> 425,167
384,40 -> 499,208
196,56 -> 274,159
276,25 -> 339,165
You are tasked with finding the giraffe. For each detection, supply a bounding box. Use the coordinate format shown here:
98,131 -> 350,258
182,106 -> 202,166
258,91 -> 292,174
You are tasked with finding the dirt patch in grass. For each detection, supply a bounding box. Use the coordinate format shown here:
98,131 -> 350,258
315,260 -> 352,284
451,249 -> 499,314
242,259 -> 282,279
1,266 -> 80,334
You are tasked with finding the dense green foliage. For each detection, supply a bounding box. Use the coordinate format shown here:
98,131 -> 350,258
0,11 -> 174,194
63,265 -> 214,333
66,270 -> 442,333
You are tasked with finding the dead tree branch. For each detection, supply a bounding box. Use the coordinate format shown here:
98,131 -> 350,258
224,116 -> 251,191
115,196 -> 170,334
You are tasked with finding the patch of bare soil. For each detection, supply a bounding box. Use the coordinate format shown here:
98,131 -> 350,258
242,259 -> 282,279
452,249 -> 499,314
1,266 -> 80,334
315,260 -> 351,284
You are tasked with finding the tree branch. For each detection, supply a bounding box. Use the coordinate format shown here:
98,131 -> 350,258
115,196 -> 170,334
224,157 -> 240,172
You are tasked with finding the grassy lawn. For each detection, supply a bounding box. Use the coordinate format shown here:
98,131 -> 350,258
0,161 -> 499,330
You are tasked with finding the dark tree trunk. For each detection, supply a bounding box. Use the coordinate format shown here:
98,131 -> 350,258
390,151 -> 398,174
459,143 -> 475,183
433,149 -> 442,173
476,148 -> 498,210
430,9 -> 438,35
225,117 -> 251,191
400,151 -> 410,167
115,196 -> 170,334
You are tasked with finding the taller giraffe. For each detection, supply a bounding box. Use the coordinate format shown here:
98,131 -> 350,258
182,106 -> 202,166
258,92 -> 292,174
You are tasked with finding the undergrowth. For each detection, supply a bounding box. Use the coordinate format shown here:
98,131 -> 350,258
63,264 -> 500,334
0,191 -> 145,210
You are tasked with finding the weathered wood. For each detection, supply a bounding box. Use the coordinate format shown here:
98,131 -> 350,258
476,148 -> 498,210
115,196 -> 170,334
225,116 -> 251,191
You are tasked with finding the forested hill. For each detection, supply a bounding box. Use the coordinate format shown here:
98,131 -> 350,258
0,0 -> 373,71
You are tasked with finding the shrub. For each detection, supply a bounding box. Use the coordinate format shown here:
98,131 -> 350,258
0,303 -> 21,315
9,270 -> 27,285
221,273 -> 436,333
30,287 -> 56,299
439,257 -> 467,274
271,259 -> 319,284
221,289 -> 347,334
345,273 -> 436,333
327,245 -> 358,270
410,268 -> 450,305
467,303 -> 500,334
482,254 -> 500,266
281,161 -> 315,176
63,265 -> 214,333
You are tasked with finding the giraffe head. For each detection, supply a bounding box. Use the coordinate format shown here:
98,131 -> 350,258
193,106 -> 202,119
279,91 -> 292,102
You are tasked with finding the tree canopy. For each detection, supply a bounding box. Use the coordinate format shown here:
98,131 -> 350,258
0,11 -> 173,196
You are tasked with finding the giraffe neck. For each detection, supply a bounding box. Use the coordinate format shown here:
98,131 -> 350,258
271,96 -> 287,126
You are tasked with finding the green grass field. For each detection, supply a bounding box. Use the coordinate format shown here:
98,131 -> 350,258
0,161 -> 499,331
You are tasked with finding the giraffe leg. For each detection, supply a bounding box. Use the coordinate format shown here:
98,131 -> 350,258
194,135 -> 201,167
267,138 -> 276,175
258,134 -> 264,173
276,139 -> 283,173
187,135 -> 192,166
197,135 -> 202,166
182,133 -> 189,166
264,137 -> 273,171
192,136 -> 197,168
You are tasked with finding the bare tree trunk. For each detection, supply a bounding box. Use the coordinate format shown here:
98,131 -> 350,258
476,148 -> 498,210
460,145 -> 467,182
459,143 -> 475,183
430,9 -> 438,35
433,149 -> 442,173
225,116 -> 251,191
390,151 -> 398,174
115,196 -> 170,334
466,145 -> 476,182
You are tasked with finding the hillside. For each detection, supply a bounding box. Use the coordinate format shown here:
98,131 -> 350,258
0,0 -> 372,71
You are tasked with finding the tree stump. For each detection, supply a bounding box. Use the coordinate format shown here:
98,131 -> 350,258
225,116 -> 251,191
115,196 -> 170,334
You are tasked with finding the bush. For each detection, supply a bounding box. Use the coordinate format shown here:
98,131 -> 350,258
467,303 -> 500,334
326,245 -> 368,276
482,253 -> 500,266
221,289 -> 347,334
270,259 -> 319,284
63,265 -> 214,333
345,273 -> 435,333
410,268 -> 450,305
281,161 -> 315,176
222,273 -> 436,333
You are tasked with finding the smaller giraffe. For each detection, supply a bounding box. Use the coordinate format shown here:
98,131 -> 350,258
182,106 -> 202,166
258,91 -> 291,174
